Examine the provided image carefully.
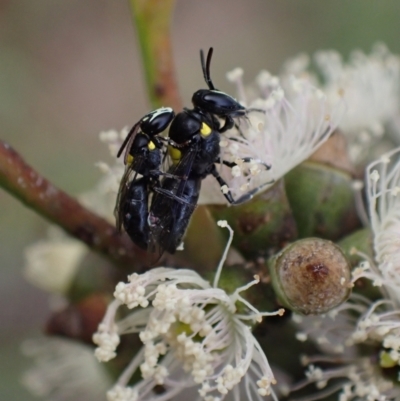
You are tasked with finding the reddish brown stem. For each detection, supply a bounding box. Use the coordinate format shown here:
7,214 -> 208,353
0,140 -> 147,267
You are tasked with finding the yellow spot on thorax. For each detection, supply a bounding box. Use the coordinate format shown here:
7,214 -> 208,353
200,122 -> 212,136
169,146 -> 181,164
126,154 -> 134,165
148,141 -> 156,150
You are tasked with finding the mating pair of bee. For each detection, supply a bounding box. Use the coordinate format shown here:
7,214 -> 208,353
115,48 -> 270,262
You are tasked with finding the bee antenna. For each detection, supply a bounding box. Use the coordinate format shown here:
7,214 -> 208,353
200,47 -> 215,90
117,121 -> 140,158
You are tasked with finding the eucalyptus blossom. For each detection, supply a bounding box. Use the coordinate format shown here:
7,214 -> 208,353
93,221 -> 284,401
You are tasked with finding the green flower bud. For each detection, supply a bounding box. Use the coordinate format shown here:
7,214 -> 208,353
337,228 -> 381,300
337,228 -> 373,268
208,180 -> 297,259
182,205 -> 226,271
67,250 -> 121,302
380,351 -> 397,369
269,238 -> 352,315
284,161 -> 360,241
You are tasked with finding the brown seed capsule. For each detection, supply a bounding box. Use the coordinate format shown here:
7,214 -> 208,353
269,238 -> 352,315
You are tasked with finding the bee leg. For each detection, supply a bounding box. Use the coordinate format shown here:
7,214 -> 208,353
230,109 -> 266,138
233,121 -> 247,139
215,157 -> 271,171
238,157 -> 271,170
160,136 -> 193,149
152,187 -> 196,207
150,170 -> 187,181
210,165 -> 274,205
219,116 -> 235,133
246,108 -> 266,114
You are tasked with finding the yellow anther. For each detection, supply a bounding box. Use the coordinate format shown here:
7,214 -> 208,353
380,351 -> 397,368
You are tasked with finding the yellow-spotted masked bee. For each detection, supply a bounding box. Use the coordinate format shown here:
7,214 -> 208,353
116,48 -> 271,261
148,49 -> 271,259
114,107 -> 175,249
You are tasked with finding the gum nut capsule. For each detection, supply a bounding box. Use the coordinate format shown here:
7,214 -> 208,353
269,238 -> 352,315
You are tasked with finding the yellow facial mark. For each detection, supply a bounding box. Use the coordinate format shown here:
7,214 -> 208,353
148,141 -> 156,151
169,146 -> 181,164
200,122 -> 212,136
126,154 -> 134,165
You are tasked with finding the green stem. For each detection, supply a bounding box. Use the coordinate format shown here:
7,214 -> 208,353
129,0 -> 181,110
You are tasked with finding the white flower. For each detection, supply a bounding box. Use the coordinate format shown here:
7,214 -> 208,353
22,337 -> 111,401
346,147 -> 400,348
24,227 -> 87,294
366,147 -> 400,294
286,44 -> 400,164
290,298 -> 397,400
316,45 -> 400,135
200,69 -> 344,204
292,355 -> 394,401
80,127 -> 129,221
99,127 -> 131,161
94,221 -> 284,401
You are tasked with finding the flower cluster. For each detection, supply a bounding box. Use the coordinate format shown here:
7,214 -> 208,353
93,222 -> 284,401
21,43 -> 400,401
284,44 -> 400,163
21,337 -> 111,401
290,148 -> 400,401
24,227 -> 87,294
200,68 -> 344,204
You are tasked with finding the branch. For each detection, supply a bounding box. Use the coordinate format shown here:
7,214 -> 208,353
0,140 -> 148,267
129,0 -> 182,110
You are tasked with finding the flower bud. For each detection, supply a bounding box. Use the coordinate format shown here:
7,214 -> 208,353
208,180 -> 297,259
180,205 -> 226,271
284,161 -> 361,240
337,228 -> 381,300
337,228 -> 373,268
269,238 -> 352,315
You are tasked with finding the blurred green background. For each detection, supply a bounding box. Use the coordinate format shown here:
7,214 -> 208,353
1,0 -> 400,399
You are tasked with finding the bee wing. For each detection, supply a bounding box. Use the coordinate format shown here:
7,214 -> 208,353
114,156 -> 146,233
147,184 -> 180,264
147,144 -> 199,263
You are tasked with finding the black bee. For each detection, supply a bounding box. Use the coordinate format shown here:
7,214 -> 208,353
115,48 -> 272,260
147,48 -> 271,258
114,107 -> 175,249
